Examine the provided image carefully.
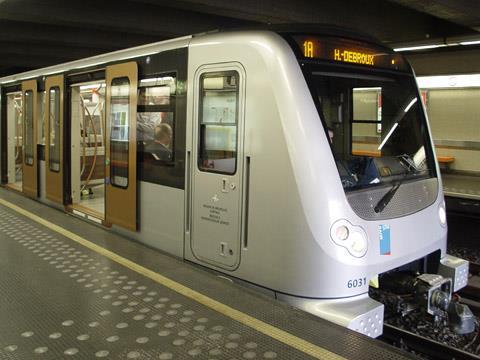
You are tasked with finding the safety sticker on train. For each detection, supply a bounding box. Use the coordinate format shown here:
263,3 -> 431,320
379,224 -> 391,255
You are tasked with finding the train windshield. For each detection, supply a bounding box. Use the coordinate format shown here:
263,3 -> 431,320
305,65 -> 436,192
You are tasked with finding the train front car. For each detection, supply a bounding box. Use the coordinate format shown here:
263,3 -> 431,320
274,32 -> 471,337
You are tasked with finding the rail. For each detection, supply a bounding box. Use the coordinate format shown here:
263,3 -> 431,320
381,324 -> 479,360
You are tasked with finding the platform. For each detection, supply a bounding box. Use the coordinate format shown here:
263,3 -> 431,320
0,188 -> 413,359
443,173 -> 480,200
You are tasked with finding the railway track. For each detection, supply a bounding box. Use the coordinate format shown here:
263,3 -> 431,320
381,324 -> 480,360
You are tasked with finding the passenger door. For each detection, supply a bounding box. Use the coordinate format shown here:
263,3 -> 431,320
105,62 -> 138,231
45,75 -> 64,204
22,80 -> 37,198
190,64 -> 245,270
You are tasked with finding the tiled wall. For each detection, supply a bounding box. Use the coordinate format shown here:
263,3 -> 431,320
426,89 -> 480,174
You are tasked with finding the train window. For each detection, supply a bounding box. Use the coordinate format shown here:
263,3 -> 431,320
38,91 -> 45,145
307,67 -> 435,191
24,90 -> 34,166
198,71 -> 239,175
109,77 -> 130,188
137,75 -> 176,183
49,87 -> 61,172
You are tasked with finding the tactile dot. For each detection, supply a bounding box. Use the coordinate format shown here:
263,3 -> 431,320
77,334 -> 90,341
225,342 -> 238,349
183,310 -> 195,316
116,322 -> 129,329
143,297 -> 153,302
127,351 -> 141,359
147,291 -> 157,296
106,335 -> 120,342
154,303 -> 165,309
212,325 -> 224,331
228,333 -> 241,340
197,317 -> 208,323
188,348 -> 202,356
89,322 -> 100,328
102,295 -> 112,300
34,347 -> 48,354
243,351 -> 257,359
95,350 -> 110,358
133,291 -> 143,296
194,339 -> 206,346
159,297 -> 169,302
180,317 -> 191,323
4,345 -> 18,352
137,286 -> 147,290
178,330 -> 190,337
145,322 -> 158,328
64,348 -> 79,356
208,333 -> 222,340
193,325 -> 205,331
49,332 -> 62,339
133,314 -> 146,321
173,339 -> 186,346
139,308 -> 150,314
164,322 -> 176,328
166,310 -> 177,316
151,314 -> 163,321
128,301 -> 139,306
209,349 -> 222,356
21,331 -> 34,337
158,330 -> 171,337
62,320 -> 74,326
136,337 -> 149,344
122,307 -> 134,313
112,301 -> 123,306
159,352 -> 173,360
245,342 -> 258,349
263,351 -> 277,359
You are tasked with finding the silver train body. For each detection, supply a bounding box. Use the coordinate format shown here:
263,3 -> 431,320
0,29 -> 467,338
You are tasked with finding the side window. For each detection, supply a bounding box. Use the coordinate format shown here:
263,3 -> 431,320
137,74 -> 176,182
198,71 -> 239,175
49,87 -> 61,171
24,90 -> 34,166
109,77 -> 130,188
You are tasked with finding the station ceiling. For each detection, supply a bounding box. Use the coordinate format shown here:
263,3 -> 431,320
0,0 -> 479,77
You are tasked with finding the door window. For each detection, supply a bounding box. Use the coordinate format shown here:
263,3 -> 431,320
198,71 -> 239,175
109,77 -> 130,188
24,90 -> 34,166
49,87 -> 61,171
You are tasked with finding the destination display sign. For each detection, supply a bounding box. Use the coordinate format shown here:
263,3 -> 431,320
292,36 -> 409,71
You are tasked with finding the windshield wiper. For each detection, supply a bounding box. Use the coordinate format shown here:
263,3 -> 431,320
374,182 -> 401,213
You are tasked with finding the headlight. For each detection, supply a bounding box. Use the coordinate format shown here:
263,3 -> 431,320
330,220 -> 368,258
438,202 -> 447,227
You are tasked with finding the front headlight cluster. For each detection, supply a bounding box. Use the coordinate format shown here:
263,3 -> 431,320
330,220 -> 368,258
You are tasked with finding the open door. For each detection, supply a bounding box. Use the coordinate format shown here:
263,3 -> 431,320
45,75 -> 64,204
190,65 -> 245,270
22,80 -> 37,198
105,62 -> 137,231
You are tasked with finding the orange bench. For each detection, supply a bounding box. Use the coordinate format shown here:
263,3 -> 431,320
437,156 -> 455,172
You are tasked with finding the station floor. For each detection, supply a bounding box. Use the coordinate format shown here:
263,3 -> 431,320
0,188 -> 414,359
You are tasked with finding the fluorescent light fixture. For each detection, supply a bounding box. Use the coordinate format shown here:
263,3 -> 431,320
1,79 -> 15,84
460,40 -> 480,46
394,44 -> 447,52
378,123 -> 398,151
417,74 -> 480,88
79,84 -> 105,90
353,87 -> 382,92
404,98 -> 417,112
140,76 -> 174,85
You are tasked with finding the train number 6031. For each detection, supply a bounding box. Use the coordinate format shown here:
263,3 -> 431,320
347,277 -> 367,288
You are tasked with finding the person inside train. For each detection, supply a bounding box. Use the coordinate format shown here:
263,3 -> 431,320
145,123 -> 173,162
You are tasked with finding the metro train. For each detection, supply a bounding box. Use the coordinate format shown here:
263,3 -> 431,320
0,26 -> 470,338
